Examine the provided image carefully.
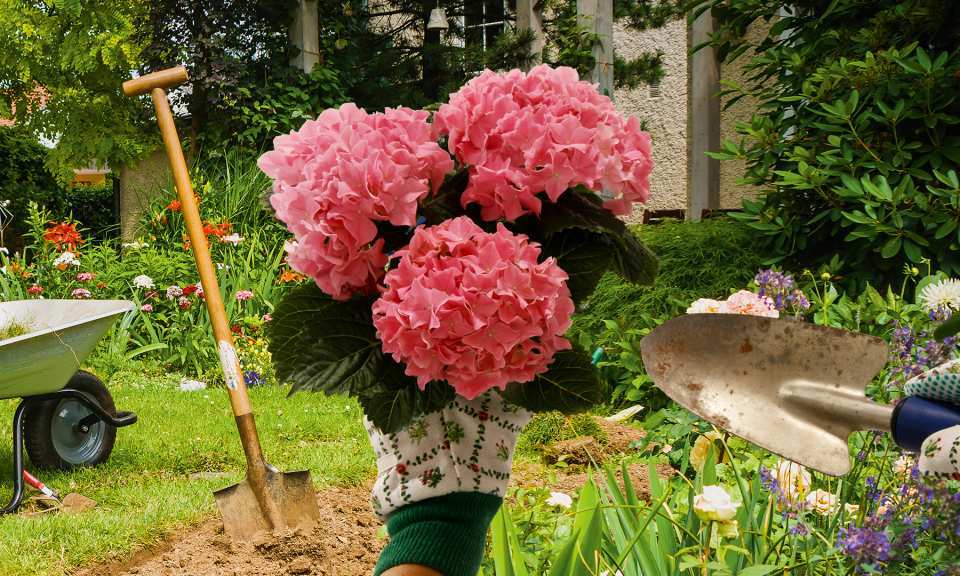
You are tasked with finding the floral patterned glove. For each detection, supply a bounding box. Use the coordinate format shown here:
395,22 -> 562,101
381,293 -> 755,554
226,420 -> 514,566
919,425 -> 960,479
366,391 -> 530,576
366,390 -> 530,520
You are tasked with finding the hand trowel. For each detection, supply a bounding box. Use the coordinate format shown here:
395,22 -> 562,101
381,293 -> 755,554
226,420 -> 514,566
640,314 -> 960,476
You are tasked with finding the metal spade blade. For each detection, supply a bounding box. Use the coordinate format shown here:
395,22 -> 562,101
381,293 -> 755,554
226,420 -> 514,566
640,314 -> 891,476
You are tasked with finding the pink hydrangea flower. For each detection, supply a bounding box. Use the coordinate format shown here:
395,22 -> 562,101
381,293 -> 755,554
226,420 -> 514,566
434,65 -> 653,221
259,103 -> 454,300
140,303 -> 154,313
372,217 -> 574,399
235,290 -> 254,302
71,288 -> 92,299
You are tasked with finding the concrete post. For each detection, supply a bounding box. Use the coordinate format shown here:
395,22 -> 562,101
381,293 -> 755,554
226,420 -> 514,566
289,0 -> 320,73
577,0 -> 614,97
687,7 -> 720,221
516,0 -> 545,70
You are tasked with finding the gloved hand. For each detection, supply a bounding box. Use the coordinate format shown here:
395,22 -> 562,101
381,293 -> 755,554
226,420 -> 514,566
905,360 -> 960,478
365,391 -> 530,576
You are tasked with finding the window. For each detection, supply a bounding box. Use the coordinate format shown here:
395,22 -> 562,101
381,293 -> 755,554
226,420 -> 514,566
464,1 -> 508,51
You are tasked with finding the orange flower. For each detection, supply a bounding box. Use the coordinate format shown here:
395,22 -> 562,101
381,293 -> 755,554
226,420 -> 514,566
43,221 -> 83,251
167,199 -> 182,211
278,269 -> 306,284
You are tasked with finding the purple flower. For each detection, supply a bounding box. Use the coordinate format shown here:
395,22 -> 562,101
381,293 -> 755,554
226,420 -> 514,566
790,522 -> 809,536
837,526 -> 892,568
244,370 -> 263,386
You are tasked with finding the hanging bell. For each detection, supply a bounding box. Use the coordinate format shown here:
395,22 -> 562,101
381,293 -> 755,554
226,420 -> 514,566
427,7 -> 449,31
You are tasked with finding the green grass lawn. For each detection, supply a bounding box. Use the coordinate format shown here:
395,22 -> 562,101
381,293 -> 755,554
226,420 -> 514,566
0,363 -> 374,575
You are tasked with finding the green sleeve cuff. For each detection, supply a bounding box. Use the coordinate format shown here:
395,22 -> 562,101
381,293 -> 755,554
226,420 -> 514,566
374,492 -> 503,576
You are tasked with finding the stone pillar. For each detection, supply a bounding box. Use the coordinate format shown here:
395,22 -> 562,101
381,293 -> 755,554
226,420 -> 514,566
687,7 -> 720,221
119,149 -> 173,241
289,0 -> 320,73
516,0 -> 545,70
577,0 -> 614,97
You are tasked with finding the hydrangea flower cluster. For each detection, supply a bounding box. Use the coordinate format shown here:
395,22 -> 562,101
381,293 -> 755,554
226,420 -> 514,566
259,103 -> 453,300
687,290 -> 779,318
433,65 -> 653,221
372,217 -> 574,399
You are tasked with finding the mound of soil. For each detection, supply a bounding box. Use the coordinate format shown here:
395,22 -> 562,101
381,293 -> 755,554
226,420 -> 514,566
542,417 -> 647,466
78,486 -> 382,576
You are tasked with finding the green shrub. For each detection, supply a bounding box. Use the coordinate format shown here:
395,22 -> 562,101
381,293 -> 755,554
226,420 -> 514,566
704,0 -> 960,282
57,183 -> 118,240
518,412 -> 606,454
572,218 -> 765,344
0,127 -> 61,248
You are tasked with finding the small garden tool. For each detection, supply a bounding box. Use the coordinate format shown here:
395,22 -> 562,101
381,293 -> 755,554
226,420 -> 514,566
640,314 -> 960,476
123,67 -> 319,538
23,469 -> 59,502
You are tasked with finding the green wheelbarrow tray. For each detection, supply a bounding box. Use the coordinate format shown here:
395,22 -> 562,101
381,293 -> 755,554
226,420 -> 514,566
0,299 -> 139,513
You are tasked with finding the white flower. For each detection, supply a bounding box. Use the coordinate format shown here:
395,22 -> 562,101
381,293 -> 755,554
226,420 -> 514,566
546,491 -> 573,509
599,571 -> 624,576
693,485 -> 739,522
133,274 -> 155,289
805,489 -> 838,516
221,233 -> 244,245
690,431 -> 724,471
774,459 -> 811,505
215,263 -> 231,270
179,378 -> 207,392
687,298 -> 728,314
166,285 -> 183,299
53,251 -> 80,268
660,444 -> 672,454
0,247 -> 8,255
844,503 -> 860,515
893,454 -> 914,475
920,278 -> 960,311
122,241 -> 150,250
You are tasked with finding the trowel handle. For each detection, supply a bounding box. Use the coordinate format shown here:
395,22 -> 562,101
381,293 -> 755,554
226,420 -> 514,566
891,396 -> 960,452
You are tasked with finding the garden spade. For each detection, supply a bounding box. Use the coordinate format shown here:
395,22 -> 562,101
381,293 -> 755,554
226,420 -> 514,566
640,314 -> 960,476
123,67 -> 320,539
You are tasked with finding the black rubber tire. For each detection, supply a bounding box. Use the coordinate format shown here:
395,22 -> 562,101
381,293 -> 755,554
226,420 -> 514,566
24,370 -> 118,470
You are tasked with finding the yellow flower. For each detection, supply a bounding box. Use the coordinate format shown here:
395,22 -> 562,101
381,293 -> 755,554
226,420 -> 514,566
693,485 -> 739,522
805,489 -> 837,516
690,431 -> 724,471
774,459 -> 811,505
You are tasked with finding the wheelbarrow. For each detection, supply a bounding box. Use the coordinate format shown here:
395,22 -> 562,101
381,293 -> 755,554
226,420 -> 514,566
0,298 -> 138,513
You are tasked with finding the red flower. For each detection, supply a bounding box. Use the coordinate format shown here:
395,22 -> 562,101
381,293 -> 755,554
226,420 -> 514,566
231,324 -> 243,335
43,221 -> 83,251
167,199 -> 182,212
182,284 -> 198,296
395,464 -> 407,475
27,284 -> 42,295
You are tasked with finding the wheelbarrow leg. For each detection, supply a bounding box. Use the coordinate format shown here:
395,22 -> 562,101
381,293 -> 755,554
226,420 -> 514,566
0,400 -> 30,514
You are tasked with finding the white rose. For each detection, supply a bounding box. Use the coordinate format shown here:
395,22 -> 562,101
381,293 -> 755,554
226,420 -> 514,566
693,485 -> 739,522
546,491 -> 572,509
805,489 -> 837,516
687,298 -> 728,314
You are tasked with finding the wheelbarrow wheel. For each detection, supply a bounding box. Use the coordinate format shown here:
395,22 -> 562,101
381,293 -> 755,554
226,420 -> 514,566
24,370 -> 117,470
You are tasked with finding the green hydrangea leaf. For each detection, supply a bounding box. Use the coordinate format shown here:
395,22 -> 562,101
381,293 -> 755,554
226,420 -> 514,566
502,345 -> 603,414
268,284 -> 382,396
539,228 -> 614,305
358,360 -> 456,433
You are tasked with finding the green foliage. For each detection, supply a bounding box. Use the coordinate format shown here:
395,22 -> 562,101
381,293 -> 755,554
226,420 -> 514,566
207,64 -> 348,153
0,0 -> 153,180
573,218 -> 766,345
518,412 -> 606,452
0,127 -> 60,246
703,0 -> 960,282
58,183 -> 118,241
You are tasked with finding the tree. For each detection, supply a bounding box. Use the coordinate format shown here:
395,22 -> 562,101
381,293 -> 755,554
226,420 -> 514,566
0,0 -> 154,181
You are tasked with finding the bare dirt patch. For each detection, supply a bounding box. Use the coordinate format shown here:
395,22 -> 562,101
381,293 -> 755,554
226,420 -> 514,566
76,485 -> 382,576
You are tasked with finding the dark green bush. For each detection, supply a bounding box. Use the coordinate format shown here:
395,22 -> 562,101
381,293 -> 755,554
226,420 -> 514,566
572,218 -> 766,344
703,0 -> 960,282
57,183 -> 117,241
0,127 -> 61,248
